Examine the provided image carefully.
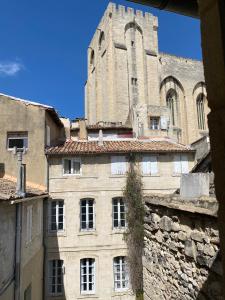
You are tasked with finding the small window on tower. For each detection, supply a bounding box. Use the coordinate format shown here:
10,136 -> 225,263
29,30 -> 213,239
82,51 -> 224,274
131,40 -> 135,47
131,77 -> 137,86
150,117 -> 160,130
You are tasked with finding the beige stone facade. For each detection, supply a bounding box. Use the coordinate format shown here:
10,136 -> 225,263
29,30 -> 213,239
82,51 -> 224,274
85,3 -> 209,144
0,93 -> 65,188
45,149 -> 195,300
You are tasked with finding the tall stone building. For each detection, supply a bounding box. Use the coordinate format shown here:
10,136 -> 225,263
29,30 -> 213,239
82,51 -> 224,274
85,2 -> 209,144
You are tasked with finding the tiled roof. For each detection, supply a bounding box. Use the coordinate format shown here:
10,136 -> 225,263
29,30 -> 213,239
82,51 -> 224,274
71,124 -> 132,131
0,177 -> 47,201
46,139 -> 194,155
87,124 -> 132,130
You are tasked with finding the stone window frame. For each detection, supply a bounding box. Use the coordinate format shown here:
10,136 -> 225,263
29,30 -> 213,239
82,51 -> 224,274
149,116 -> 160,130
196,93 -> 206,130
48,259 -> 64,296
80,258 -> 96,294
62,157 -> 82,176
48,200 -> 65,233
113,256 -> 129,292
7,131 -> 28,151
80,198 -> 95,232
112,197 -> 127,230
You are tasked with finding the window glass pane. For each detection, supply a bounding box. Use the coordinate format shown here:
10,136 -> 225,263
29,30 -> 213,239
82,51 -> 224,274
73,160 -> 81,174
8,138 -> 24,149
64,159 -> 71,174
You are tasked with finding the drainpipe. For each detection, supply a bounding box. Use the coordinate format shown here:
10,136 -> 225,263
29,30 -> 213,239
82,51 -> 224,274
14,203 -> 22,300
14,149 -> 26,300
127,0 -> 199,18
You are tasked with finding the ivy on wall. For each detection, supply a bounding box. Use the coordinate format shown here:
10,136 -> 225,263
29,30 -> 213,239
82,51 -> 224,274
123,154 -> 145,300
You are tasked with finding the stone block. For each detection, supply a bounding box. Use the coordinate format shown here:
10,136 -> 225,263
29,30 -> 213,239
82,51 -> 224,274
159,216 -> 172,232
185,240 -> 197,260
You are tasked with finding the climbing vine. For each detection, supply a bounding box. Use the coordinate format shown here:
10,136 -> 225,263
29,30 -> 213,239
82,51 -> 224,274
123,154 -> 145,300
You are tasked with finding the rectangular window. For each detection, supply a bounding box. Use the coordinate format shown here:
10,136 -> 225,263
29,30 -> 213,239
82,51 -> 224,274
49,200 -> 64,232
150,117 -> 160,130
80,258 -> 95,294
142,156 -> 158,175
7,132 -> 28,150
63,158 -> 81,175
80,199 -> 94,231
113,198 -> 126,229
173,154 -> 189,174
26,205 -> 33,243
111,156 -> 126,175
48,260 -> 64,296
113,256 -> 128,291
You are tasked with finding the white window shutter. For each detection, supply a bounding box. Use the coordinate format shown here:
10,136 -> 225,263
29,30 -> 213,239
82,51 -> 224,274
181,155 -> 189,174
174,155 -> 181,174
111,156 -> 118,175
117,156 -> 127,175
150,156 -> 158,175
142,156 -> 150,175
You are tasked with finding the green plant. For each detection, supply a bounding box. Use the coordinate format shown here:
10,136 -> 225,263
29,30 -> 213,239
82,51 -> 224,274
123,155 -> 145,298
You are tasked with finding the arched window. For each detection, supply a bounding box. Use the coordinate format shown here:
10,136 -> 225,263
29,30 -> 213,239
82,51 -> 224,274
166,90 -> 177,126
196,93 -> 206,130
90,50 -> 95,66
99,31 -> 105,50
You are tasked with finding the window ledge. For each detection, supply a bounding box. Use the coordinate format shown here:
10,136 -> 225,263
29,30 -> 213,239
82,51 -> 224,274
78,295 -> 98,299
109,175 -> 126,178
47,231 -> 66,237
142,174 -> 160,177
62,174 -> 82,177
111,229 -> 126,235
78,231 -> 97,236
112,289 -> 130,296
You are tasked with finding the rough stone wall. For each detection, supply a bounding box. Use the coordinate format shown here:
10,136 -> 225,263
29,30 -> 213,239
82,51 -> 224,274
143,195 -> 223,300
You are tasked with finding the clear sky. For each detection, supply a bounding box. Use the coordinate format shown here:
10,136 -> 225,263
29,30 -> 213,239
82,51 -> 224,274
0,0 -> 202,119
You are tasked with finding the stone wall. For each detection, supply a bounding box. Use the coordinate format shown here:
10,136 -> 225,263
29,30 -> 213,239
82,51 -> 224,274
143,195 -> 223,300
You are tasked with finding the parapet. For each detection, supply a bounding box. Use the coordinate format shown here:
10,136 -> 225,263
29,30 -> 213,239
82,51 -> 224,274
107,2 -> 157,25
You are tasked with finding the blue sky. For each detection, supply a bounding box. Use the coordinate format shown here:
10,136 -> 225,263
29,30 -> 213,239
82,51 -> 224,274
0,0 -> 202,119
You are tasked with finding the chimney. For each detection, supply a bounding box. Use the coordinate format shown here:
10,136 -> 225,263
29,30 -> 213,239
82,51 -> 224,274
98,129 -> 103,146
78,119 -> 88,140
16,150 -> 26,197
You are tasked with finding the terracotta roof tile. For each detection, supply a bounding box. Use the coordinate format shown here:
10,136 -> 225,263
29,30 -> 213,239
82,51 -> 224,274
46,140 -> 194,155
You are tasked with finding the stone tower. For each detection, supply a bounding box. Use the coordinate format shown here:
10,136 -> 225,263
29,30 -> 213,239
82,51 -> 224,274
85,3 -> 208,144
85,3 -> 160,129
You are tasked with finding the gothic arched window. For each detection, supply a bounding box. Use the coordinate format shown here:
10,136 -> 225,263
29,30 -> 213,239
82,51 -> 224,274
196,93 -> 206,130
90,50 -> 95,66
166,90 -> 177,126
99,31 -> 105,50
